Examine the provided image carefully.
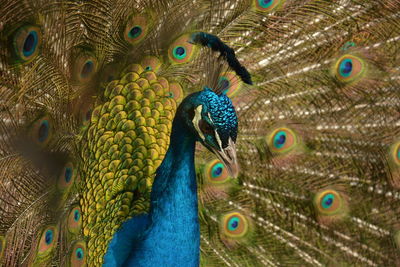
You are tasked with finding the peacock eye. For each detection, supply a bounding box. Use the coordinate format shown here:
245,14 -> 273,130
314,189 -> 344,216
73,52 -> 98,83
268,127 -> 297,154
205,159 -> 229,183
30,116 -> 52,145
13,25 -> 42,63
70,242 -> 86,266
199,119 -> 214,135
58,162 -> 75,189
334,54 -> 365,83
38,226 -> 58,255
221,212 -> 249,238
68,206 -> 82,233
124,13 -> 149,45
168,34 -> 198,64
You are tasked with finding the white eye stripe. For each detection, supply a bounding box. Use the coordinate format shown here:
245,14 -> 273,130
192,105 -> 205,140
207,113 -> 213,122
215,130 -> 223,150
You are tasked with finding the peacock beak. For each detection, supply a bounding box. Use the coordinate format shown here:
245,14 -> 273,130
212,137 -> 239,178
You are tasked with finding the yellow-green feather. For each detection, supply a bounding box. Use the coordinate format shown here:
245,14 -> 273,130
79,62 -> 178,265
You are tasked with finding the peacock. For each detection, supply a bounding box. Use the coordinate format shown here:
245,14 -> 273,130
1,0 -> 400,266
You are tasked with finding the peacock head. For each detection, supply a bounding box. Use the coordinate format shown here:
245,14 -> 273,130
177,87 -> 239,177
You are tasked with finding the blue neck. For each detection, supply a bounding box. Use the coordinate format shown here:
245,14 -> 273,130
150,118 -> 197,204
124,116 -> 200,266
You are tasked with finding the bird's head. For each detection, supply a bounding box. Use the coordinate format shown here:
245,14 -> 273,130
177,87 -> 239,177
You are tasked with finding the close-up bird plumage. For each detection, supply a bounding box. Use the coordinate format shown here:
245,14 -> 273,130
1,0 -> 400,266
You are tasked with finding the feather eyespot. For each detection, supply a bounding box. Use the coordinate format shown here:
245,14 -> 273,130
217,72 -> 243,97
70,242 -> 86,266
205,159 -> 229,183
73,52 -> 98,83
38,226 -> 58,255
268,127 -> 297,154
334,54 -> 365,83
314,189 -> 344,216
221,212 -> 248,238
59,162 -> 75,189
31,116 -> 52,145
124,13 -> 150,45
168,34 -> 198,64
254,0 -> 283,12
68,207 -> 82,233
12,25 -> 41,63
